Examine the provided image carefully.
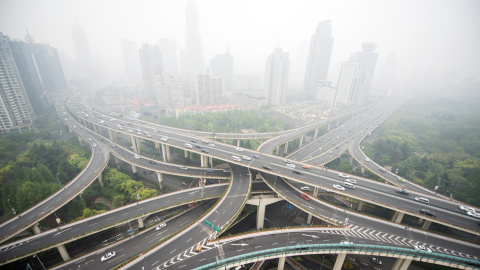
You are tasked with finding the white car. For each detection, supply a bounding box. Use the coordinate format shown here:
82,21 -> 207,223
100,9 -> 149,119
333,184 -> 345,191
283,159 -> 292,163
345,179 -> 356,184
301,186 -> 311,191
415,197 -> 429,204
100,251 -> 116,261
235,147 -> 244,152
179,166 -> 188,170
128,129 -> 133,133
243,156 -> 251,161
156,223 -> 166,230
184,143 -> 193,149
92,143 -> 97,147
209,143 -> 215,148
286,163 -> 296,168
134,155 -> 140,159
414,245 -> 432,252
459,205 -> 475,212
364,157 -> 370,162
467,211 -> 480,219
161,136 -> 168,141
339,173 -> 349,178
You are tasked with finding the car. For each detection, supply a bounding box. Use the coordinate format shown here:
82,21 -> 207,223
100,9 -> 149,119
111,144 -> 117,148
283,159 -> 292,163
364,157 -> 370,162
205,169 -> 214,173
292,169 -> 303,175
419,209 -> 436,217
415,197 -> 429,204
286,163 -> 296,168
397,177 -> 406,183
262,165 -> 272,170
161,136 -> 168,141
100,251 -> 116,262
231,156 -> 241,161
395,189 -> 409,196
179,166 -> 188,170
190,140 -> 197,143
149,160 -> 156,165
371,257 -> 382,265
134,155 -> 140,159
459,205 -> 475,212
243,156 -> 251,161
195,145 -> 203,149
201,149 -> 209,153
339,173 -> 349,178
92,143 -> 97,147
184,143 -> 193,148
328,150 -> 333,154
378,167 -> 386,172
301,194 -> 310,200
301,186 -> 311,191
222,170 -> 230,173
155,223 -> 166,230
333,184 -> 345,191
88,138 -> 92,141
345,179 -> 356,184
195,245 -> 202,252
235,147 -> 244,152
414,245 -> 432,252
182,182 -> 188,186
128,129 -> 133,133
302,165 -> 311,169
250,154 -> 259,159
467,211 -> 480,219
209,143 -> 215,148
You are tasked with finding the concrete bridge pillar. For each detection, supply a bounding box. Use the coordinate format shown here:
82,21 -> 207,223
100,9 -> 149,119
313,187 -> 319,198
237,140 -> 240,147
314,128 -> 318,139
307,214 -> 313,225
201,154 -> 209,167
392,258 -> 412,270
256,200 -> 266,230
161,144 -> 167,162
356,200 -> 364,211
57,244 -> 70,261
130,135 -> 139,153
299,135 -> 304,148
108,129 -> 116,142
165,145 -> 171,161
78,135 -> 83,145
132,164 -> 137,173
333,253 -> 347,270
209,156 -> 213,168
327,123 -> 331,131
361,166 -> 365,174
284,141 -> 289,154
184,150 -> 189,159
275,146 -> 279,155
278,256 -> 286,270
156,172 -> 163,189
392,211 -> 405,223
155,141 -> 160,152
32,223 -> 41,234
97,173 -> 104,187
422,220 -> 432,230
136,137 -> 141,152
137,217 -> 144,229
246,195 -> 283,230
68,127 -> 72,133
93,124 -> 99,133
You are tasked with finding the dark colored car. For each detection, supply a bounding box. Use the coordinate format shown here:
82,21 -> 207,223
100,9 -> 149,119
420,209 -> 436,217
293,169 -> 303,175
205,169 -> 214,173
201,149 -> 209,153
195,145 -> 203,148
395,189 -> 409,196
262,165 -> 272,170
149,160 -> 156,165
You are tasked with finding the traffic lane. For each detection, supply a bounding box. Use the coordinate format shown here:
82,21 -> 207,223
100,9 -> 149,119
0,185 -> 226,261
62,201 -> 216,270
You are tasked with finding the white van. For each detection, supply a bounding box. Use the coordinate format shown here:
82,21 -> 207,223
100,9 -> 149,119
415,197 -> 429,204
343,182 -> 355,189
231,156 -> 241,161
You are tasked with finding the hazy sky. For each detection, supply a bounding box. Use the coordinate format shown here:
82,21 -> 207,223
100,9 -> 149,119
1,0 -> 479,85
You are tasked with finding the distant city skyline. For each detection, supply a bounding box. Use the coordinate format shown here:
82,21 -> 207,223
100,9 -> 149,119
1,0 -> 479,87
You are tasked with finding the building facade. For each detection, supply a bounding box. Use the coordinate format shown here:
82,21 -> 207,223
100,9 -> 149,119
195,73 -> 223,106
210,52 -> 233,92
139,44 -> 163,92
182,0 -> 204,73
264,48 -> 290,106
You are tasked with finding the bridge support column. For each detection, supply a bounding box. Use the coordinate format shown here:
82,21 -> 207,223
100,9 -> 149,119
278,256 -> 286,270
184,150 -> 189,159
137,217 -> 144,229
78,135 -> 83,144
314,128 -> 318,139
392,258 -> 412,270
32,223 -> 41,234
156,172 -> 163,189
108,129 -> 116,142
97,174 -> 104,187
132,164 -> 137,173
237,140 -> 240,147
392,211 -> 404,223
209,156 -> 213,168
136,137 -> 141,152
93,124 -> 99,133
201,154 -> 208,167
356,200 -> 364,211
256,199 -> 266,230
349,156 -> 354,165
422,220 -> 432,230
299,135 -> 304,148
161,144 -> 166,162
327,123 -> 331,131
155,141 -> 160,152
306,214 -> 313,225
313,187 -> 319,197
361,166 -> 365,174
165,145 -> 171,161
333,253 -> 346,270
275,146 -> 279,155
68,127 -> 72,133
57,244 -> 70,261
284,141 -> 289,154
131,135 -> 139,153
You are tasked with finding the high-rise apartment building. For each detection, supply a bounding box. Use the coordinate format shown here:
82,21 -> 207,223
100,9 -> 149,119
210,52 -> 233,91
264,48 -> 290,106
303,21 -> 334,98
314,81 -> 335,108
349,42 -> 378,104
0,33 -> 33,134
71,24 -> 92,67
139,44 -> 163,92
182,0 -> 204,73
155,74 -> 185,110
121,39 -> 142,83
195,73 -> 222,106
158,39 -> 179,73
334,62 -> 365,109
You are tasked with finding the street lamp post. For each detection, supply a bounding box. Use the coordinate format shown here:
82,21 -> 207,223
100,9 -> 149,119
33,254 -> 46,270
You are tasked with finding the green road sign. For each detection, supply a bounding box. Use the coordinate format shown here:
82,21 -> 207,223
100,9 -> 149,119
205,219 -> 221,233
205,219 -> 212,227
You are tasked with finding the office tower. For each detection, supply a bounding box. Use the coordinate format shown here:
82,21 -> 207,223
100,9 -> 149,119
314,81 -> 335,108
349,42 -> 378,104
71,24 -> 92,67
155,74 -> 185,109
182,0 -> 204,73
195,73 -> 222,106
0,33 -> 33,134
264,48 -> 290,106
210,52 -> 233,91
121,39 -> 142,82
139,44 -> 163,92
334,62 -> 365,109
303,21 -> 334,98
158,39 -> 179,73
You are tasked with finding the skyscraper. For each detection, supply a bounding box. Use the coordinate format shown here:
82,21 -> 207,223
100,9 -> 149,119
210,52 -> 233,92
195,73 -> 222,106
71,24 -> 92,67
333,62 -> 365,109
303,21 -> 334,98
121,39 -> 142,83
139,44 -> 163,92
264,48 -> 290,106
349,43 -> 378,104
158,39 -> 179,73
0,33 -> 33,134
182,0 -> 204,73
